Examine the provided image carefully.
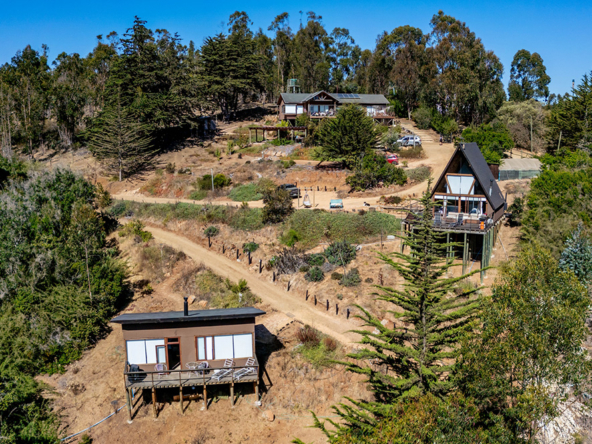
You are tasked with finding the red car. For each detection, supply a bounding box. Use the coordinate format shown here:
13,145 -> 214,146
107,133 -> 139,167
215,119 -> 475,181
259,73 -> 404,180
386,154 -> 399,165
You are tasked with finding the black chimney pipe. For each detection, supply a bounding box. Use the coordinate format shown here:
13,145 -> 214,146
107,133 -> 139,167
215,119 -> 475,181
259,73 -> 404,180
183,297 -> 188,316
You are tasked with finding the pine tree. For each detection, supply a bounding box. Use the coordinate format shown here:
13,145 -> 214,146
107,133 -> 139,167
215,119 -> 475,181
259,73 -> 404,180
88,95 -> 155,181
317,183 -> 482,437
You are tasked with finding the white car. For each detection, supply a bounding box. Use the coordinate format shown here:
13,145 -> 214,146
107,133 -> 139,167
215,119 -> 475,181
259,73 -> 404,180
397,135 -> 422,146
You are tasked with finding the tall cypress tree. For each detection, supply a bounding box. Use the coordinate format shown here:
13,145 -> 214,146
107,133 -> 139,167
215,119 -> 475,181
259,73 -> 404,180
315,183 -> 482,437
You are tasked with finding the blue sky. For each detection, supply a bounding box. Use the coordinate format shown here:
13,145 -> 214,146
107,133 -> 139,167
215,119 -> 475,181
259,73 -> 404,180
1,0 -> 590,96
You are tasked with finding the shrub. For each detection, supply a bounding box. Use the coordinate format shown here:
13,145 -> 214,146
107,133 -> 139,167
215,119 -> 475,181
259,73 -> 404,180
256,177 -> 277,194
165,162 -> 175,174
365,277 -> 374,283
336,293 -> 343,300
382,127 -> 403,152
270,138 -> 292,146
322,337 -> 337,352
242,242 -> 259,253
383,195 -> 402,205
406,166 -> 431,183
346,152 -> 407,191
189,189 -> 207,200
461,122 -> 513,165
295,325 -> 321,347
306,253 -> 325,266
196,173 -> 231,190
119,220 -> 153,242
331,272 -> 343,280
299,265 -> 310,273
229,183 -> 262,201
204,226 -> 219,237
412,107 -> 433,129
305,266 -> 324,282
281,159 -> 295,169
340,268 -> 361,287
325,240 -> 356,266
280,229 -> 300,247
398,145 -> 425,159
262,188 -> 294,224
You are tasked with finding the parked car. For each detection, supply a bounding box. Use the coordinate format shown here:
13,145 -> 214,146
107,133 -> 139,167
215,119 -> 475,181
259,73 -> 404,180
397,135 -> 422,146
386,154 -> 399,165
278,184 -> 300,198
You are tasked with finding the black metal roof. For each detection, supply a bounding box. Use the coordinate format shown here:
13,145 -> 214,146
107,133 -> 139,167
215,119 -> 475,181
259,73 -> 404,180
432,142 -> 505,210
110,307 -> 266,325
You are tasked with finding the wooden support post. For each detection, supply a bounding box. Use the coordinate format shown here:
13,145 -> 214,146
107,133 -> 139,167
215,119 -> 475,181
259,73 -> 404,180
236,249 -> 239,260
462,233 -> 468,275
248,251 -> 251,264
273,271 -> 276,282
480,233 -> 485,285
222,244 -> 225,254
254,381 -> 259,404
446,232 -> 450,263
203,385 -> 207,410
314,295 -> 317,305
126,388 -> 133,422
152,387 -> 157,418
336,303 -> 339,315
230,383 -> 235,408
179,385 -> 184,414
346,308 -> 350,319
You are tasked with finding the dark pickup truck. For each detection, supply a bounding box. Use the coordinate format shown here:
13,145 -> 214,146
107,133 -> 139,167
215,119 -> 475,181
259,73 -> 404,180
278,184 -> 300,198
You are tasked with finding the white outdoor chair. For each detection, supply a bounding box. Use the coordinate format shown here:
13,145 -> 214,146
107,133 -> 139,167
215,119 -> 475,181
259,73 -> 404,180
211,359 -> 234,382
154,363 -> 167,379
233,357 -> 257,381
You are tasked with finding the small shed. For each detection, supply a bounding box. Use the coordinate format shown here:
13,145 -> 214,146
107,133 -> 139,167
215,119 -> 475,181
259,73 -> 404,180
498,158 -> 541,181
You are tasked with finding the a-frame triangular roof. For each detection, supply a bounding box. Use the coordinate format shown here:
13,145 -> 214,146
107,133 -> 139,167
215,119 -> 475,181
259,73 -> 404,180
432,142 -> 505,211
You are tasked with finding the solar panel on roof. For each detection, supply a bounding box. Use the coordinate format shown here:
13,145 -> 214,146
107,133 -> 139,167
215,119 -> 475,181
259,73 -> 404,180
336,93 -> 360,99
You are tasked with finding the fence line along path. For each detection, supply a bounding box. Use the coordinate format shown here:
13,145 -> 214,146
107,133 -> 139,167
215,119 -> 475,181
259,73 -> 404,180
144,225 -> 358,345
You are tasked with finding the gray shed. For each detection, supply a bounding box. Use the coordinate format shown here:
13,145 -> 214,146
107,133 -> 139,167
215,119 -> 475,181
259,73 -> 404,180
498,158 -> 541,181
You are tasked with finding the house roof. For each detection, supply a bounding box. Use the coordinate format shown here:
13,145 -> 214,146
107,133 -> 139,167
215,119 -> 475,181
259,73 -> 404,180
279,91 -> 389,106
110,307 -> 266,325
433,142 -> 506,210
499,158 -> 541,171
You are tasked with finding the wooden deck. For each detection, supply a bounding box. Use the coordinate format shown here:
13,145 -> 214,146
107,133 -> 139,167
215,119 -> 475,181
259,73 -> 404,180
125,368 -> 258,390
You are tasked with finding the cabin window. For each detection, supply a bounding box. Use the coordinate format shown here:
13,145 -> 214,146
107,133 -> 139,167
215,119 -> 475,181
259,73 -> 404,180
310,105 -> 330,114
196,333 -> 253,361
285,105 -> 296,114
296,105 -> 304,114
126,339 -> 165,365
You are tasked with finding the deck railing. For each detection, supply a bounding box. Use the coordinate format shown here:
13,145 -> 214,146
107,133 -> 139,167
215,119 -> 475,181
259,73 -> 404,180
123,361 -> 259,389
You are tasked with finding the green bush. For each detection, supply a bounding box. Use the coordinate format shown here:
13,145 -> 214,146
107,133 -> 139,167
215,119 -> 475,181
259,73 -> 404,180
461,122 -> 513,165
331,272 -> 343,280
305,266 -> 324,282
325,241 -> 357,266
189,189 -> 208,200
165,162 -> 175,174
196,173 -> 232,190
119,220 -> 153,242
412,106 -> 433,129
281,159 -> 295,169
242,242 -> 259,253
306,253 -> 325,266
204,226 -> 219,237
398,145 -> 425,158
270,138 -> 292,146
406,166 -> 431,183
280,229 -> 300,247
340,268 -> 361,287
229,183 -> 263,201
299,265 -> 310,273
346,152 -> 407,191
262,188 -> 294,224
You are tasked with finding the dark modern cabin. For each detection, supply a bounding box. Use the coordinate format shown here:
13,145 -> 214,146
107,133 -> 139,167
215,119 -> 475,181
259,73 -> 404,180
111,301 -> 265,420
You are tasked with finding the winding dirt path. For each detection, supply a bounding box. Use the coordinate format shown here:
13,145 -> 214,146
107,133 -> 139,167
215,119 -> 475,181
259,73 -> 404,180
144,225 -> 359,345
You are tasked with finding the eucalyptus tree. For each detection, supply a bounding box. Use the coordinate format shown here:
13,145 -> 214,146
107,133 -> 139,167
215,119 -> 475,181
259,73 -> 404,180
508,49 -> 551,102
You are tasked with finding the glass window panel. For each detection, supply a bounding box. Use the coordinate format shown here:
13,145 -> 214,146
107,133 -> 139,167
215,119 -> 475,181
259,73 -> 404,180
126,340 -> 147,365
233,334 -> 253,359
214,335 -> 234,360
156,346 -> 166,363
145,339 -> 165,363
197,337 -> 206,360
206,337 -> 213,360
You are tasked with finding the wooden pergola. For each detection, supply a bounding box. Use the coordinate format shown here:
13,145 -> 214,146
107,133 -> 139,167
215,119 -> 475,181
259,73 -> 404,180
248,126 -> 307,144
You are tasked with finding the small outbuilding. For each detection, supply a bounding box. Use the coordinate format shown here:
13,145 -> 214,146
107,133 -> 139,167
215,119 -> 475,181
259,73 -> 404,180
498,158 -> 541,181
111,300 -> 266,420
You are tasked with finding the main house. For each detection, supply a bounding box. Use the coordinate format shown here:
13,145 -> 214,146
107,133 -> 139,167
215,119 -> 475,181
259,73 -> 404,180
278,91 -> 392,124
111,301 -> 265,420
403,142 -> 506,282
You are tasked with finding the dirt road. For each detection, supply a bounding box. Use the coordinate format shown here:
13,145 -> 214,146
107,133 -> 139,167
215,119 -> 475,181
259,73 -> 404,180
144,225 -> 359,345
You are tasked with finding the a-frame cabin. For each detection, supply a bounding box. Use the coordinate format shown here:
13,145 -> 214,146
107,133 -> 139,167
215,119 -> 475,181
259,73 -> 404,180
403,142 -> 506,282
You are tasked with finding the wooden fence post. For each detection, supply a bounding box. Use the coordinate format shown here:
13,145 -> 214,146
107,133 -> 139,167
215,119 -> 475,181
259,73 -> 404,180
259,259 -> 262,273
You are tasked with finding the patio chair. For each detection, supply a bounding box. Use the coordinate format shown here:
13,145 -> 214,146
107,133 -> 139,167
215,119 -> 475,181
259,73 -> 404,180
434,213 -> 442,227
154,363 -> 167,379
211,359 -> 234,382
453,213 -> 464,227
234,358 -> 257,381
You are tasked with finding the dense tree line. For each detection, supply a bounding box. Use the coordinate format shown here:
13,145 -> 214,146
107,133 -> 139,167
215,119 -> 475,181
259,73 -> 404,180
0,160 -> 128,442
